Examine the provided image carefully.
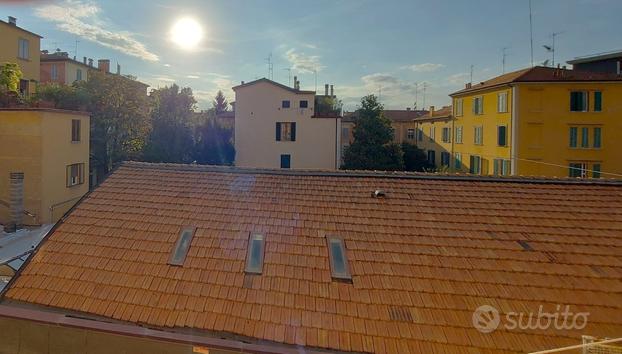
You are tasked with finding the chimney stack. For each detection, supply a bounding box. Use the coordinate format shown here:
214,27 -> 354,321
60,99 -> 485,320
88,58 -> 93,67
7,172 -> 24,233
8,16 -> 16,26
293,76 -> 298,89
117,63 -> 121,75
406,107 -> 411,111
429,106 -> 435,116
83,56 -> 87,64
325,84 -> 329,96
330,85 -> 334,97
98,59 -> 110,73
465,83 -> 472,89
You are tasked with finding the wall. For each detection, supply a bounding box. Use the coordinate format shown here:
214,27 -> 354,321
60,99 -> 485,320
414,118 -> 454,170
516,82 -> 622,177
0,316 -> 240,354
40,110 -> 90,223
40,61 -> 66,84
451,87 -> 513,174
0,21 -> 41,93
0,111 -> 42,225
391,121 -> 417,144
234,81 -> 339,170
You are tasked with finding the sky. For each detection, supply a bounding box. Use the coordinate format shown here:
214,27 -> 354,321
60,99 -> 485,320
3,0 -> 621,111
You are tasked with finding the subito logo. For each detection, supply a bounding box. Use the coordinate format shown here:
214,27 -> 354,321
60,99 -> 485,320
472,305 -> 500,333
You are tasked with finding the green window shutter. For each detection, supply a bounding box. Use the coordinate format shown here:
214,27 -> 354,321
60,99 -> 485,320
594,91 -> 602,112
504,160 -> 511,175
593,164 -> 601,178
276,122 -> 281,141
498,126 -> 506,146
291,122 -> 296,141
593,127 -> 601,148
570,92 -> 577,111
581,127 -> 589,148
569,127 -> 577,147
493,159 -> 499,176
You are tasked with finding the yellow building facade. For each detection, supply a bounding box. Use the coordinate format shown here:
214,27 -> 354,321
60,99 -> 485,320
0,109 -> 90,226
0,17 -> 41,95
447,66 -> 622,178
413,106 -> 454,169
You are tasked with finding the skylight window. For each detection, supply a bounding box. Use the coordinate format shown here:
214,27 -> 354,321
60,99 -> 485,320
245,233 -> 265,274
326,236 -> 351,280
169,227 -> 195,266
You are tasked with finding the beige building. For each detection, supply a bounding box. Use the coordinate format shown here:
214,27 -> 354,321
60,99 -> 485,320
0,108 -> 90,227
233,78 -> 341,169
0,16 -> 41,96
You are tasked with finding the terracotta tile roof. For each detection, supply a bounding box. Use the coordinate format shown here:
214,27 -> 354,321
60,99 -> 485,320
451,66 -> 622,96
232,78 -> 315,94
415,106 -> 453,121
3,162 -> 622,353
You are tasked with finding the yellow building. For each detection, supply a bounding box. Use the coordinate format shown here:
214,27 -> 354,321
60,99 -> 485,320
412,106 -> 454,168
0,16 -> 41,95
0,108 -> 90,227
448,66 -> 622,178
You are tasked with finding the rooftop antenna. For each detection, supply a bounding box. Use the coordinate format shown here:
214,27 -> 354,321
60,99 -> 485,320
283,68 -> 291,86
529,0 -> 534,67
422,82 -> 427,109
543,31 -> 564,67
413,82 -> 418,110
470,64 -> 474,84
74,38 -> 79,58
314,68 -> 317,92
502,47 -> 509,73
265,53 -> 273,80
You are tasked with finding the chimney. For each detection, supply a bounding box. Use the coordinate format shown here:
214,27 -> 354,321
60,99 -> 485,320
98,59 -> 110,73
429,106 -> 435,116
8,16 -> 16,26
241,81 -> 245,85
88,58 -> 93,67
83,56 -> 87,64
406,107 -> 411,111
465,83 -> 472,89
330,85 -> 334,97
116,63 -> 121,75
293,76 -> 298,89
325,84 -> 329,96
7,172 -> 24,233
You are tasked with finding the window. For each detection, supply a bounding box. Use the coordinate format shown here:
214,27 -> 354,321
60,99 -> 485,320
51,64 -> 58,80
454,152 -> 462,169
169,227 -> 196,266
76,69 -> 82,81
407,128 -> 415,140
18,38 -> 29,59
441,127 -> 451,143
276,122 -> 296,141
474,126 -> 483,145
440,152 -> 450,166
473,96 -> 483,115
342,127 -> 350,140
299,100 -> 308,108
455,126 -> 463,144
493,159 -> 511,176
593,127 -> 602,148
427,150 -> 435,165
66,163 -> 84,187
569,163 -> 587,178
570,91 -> 588,112
71,119 -> 81,142
497,125 -> 507,146
245,233 -> 265,274
429,126 -> 435,142
569,127 -> 578,147
19,79 -> 28,96
497,92 -> 508,113
417,128 -> 423,142
280,154 -> 291,168
580,127 -> 589,148
326,236 -> 351,280
282,100 -> 290,108
455,98 -> 463,116
593,164 -> 601,178
470,155 -> 481,174
594,91 -> 602,112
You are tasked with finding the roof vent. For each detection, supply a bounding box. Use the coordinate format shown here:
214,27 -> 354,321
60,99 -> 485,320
371,190 -> 386,198
465,83 -> 472,89
8,16 -> 16,26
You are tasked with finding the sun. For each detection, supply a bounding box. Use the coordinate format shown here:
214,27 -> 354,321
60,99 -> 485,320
170,17 -> 203,50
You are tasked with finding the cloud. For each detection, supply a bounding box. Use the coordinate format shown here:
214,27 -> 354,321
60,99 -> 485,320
187,75 -> 200,79
34,0 -> 159,61
284,48 -> 323,74
446,72 -> 470,86
404,63 -> 445,72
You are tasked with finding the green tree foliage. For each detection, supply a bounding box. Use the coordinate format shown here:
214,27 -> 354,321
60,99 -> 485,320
213,90 -> 228,114
342,95 -> 404,170
193,112 -> 235,165
0,63 -> 22,93
35,83 -> 89,110
143,84 -> 196,163
76,70 -> 150,175
402,143 -> 432,171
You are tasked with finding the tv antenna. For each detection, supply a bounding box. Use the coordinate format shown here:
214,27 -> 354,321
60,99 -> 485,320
543,31 -> 564,66
422,82 -> 427,109
313,68 -> 318,92
413,82 -> 419,110
265,53 -> 273,80
470,64 -> 474,84
502,47 -> 509,73
283,68 -> 291,86
74,39 -> 80,59
529,0 -> 534,67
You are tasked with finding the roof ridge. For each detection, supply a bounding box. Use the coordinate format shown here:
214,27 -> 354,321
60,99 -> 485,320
119,161 -> 622,185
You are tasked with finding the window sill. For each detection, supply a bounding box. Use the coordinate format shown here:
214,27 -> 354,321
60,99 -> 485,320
17,57 -> 30,62
71,141 -> 81,144
66,183 -> 84,188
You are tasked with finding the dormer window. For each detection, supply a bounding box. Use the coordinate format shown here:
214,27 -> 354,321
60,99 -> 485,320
245,233 -> 265,274
326,236 -> 351,280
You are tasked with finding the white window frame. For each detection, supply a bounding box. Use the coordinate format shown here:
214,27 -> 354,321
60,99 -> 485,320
441,127 -> 451,143
474,126 -> 483,145
455,98 -> 463,116
429,126 -> 435,142
18,38 -> 29,59
473,96 -> 484,115
455,126 -> 463,144
498,92 -> 508,113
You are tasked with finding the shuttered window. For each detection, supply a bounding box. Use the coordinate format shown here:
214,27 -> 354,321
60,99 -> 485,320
71,119 -> 81,142
66,163 -> 84,187
569,127 -> 578,147
497,126 -> 507,146
276,122 -> 296,141
594,91 -> 602,112
593,127 -> 602,148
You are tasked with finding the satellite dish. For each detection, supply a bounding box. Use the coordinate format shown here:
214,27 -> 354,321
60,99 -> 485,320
542,59 -> 550,67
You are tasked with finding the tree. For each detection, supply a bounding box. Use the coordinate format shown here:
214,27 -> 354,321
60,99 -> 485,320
35,83 -> 89,110
342,95 -> 404,171
76,70 -> 151,178
143,84 -> 196,163
0,63 -> 22,93
193,111 -> 235,165
402,143 -> 432,171
213,90 -> 228,114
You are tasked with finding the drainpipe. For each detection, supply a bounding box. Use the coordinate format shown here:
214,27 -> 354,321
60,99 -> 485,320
8,172 -> 24,233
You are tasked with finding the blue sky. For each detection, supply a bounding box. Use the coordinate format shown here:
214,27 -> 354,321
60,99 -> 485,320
3,0 -> 621,110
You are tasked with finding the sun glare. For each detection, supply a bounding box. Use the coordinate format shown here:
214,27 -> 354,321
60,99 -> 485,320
170,17 -> 203,50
